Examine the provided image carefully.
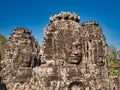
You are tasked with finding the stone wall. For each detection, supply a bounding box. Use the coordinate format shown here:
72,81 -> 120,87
1,12 -> 118,90
37,11 -> 112,90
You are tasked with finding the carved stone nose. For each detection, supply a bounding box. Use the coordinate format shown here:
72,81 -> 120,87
73,53 -> 78,56
72,51 -> 78,55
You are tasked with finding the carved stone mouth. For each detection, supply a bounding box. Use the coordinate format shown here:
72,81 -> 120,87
70,56 -> 79,60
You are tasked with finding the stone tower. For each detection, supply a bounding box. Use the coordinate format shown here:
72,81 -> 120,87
34,11 -> 110,90
1,12 -> 117,90
2,27 -> 40,89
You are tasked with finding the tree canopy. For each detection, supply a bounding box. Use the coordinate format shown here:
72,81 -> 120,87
0,34 -> 7,60
107,45 -> 119,76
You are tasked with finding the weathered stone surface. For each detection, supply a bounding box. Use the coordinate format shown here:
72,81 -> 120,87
50,11 -> 80,23
5,27 -> 40,68
1,12 -> 118,90
42,12 -> 82,65
36,11 -> 115,90
2,27 -> 40,89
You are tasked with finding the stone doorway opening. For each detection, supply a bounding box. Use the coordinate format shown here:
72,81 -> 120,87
68,81 -> 85,90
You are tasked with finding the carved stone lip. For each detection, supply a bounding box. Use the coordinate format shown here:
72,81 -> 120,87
69,56 -> 81,60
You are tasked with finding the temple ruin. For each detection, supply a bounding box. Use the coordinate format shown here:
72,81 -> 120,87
2,27 -> 41,89
38,11 -> 109,90
1,11 -> 118,90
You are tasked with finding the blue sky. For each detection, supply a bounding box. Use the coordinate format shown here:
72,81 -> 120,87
0,0 -> 120,50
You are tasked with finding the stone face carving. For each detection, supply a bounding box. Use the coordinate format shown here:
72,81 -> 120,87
1,12 -> 117,90
42,12 -> 82,65
4,27 -> 40,68
2,27 -> 40,89
38,11 -> 110,90
81,20 -> 107,66
67,39 -> 82,64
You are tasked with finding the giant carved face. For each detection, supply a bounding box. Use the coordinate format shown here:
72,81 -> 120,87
66,39 -> 82,65
43,21 -> 82,65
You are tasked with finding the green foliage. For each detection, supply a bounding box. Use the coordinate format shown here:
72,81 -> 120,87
110,67 -> 119,76
0,34 -> 7,71
108,45 -> 117,61
107,45 -> 119,76
0,34 -> 7,58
